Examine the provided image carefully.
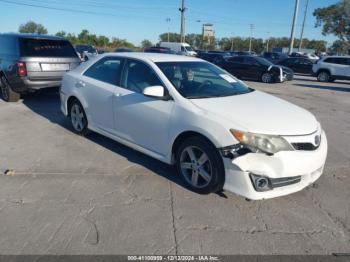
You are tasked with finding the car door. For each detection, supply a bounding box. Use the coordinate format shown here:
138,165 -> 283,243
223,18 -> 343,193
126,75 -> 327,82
113,59 -> 174,156
334,58 -> 350,77
299,58 -> 313,74
223,56 -> 244,78
80,56 -> 124,133
243,57 -> 262,80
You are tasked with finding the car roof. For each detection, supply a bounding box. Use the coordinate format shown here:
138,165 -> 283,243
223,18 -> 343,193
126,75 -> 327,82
0,33 -> 66,41
99,52 -> 202,62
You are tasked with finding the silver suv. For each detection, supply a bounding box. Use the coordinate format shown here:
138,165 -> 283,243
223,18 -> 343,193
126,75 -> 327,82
312,56 -> 350,82
0,33 -> 80,102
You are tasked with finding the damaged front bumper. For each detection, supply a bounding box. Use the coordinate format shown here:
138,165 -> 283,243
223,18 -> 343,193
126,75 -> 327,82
221,130 -> 328,200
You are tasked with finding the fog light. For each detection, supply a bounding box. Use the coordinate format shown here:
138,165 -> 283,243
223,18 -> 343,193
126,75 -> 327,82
249,173 -> 272,192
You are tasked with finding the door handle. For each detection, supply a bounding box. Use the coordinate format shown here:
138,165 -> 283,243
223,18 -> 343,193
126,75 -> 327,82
75,80 -> 85,88
114,92 -> 121,97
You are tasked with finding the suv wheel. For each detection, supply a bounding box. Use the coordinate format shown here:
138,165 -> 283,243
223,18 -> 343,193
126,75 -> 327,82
0,76 -> 20,102
175,136 -> 225,194
317,71 -> 330,82
69,99 -> 89,136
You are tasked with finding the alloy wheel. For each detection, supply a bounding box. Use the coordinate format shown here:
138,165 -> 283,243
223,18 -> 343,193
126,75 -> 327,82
262,73 -> 272,83
179,146 -> 213,189
71,103 -> 86,132
318,72 -> 329,82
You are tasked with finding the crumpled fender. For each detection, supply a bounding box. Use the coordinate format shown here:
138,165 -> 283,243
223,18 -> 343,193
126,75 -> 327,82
268,65 -> 284,82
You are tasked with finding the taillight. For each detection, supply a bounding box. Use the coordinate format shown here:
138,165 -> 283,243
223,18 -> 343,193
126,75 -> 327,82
17,62 -> 27,76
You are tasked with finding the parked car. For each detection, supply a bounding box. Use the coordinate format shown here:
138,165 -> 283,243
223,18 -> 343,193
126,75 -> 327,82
262,52 -> 289,64
220,55 -> 293,83
312,56 -> 350,82
230,51 -> 256,56
290,52 -> 319,61
198,52 -> 231,65
0,33 -> 80,102
60,53 -> 327,200
160,42 -> 197,56
277,57 -> 314,75
144,46 -> 175,54
75,44 -> 98,60
114,48 -> 133,52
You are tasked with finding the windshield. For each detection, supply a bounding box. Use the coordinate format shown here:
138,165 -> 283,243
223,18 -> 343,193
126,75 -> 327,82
255,57 -> 273,66
156,62 -> 253,99
185,45 -> 194,52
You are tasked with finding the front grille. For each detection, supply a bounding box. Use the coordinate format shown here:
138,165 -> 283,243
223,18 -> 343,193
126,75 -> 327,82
270,176 -> 301,188
292,143 -> 319,151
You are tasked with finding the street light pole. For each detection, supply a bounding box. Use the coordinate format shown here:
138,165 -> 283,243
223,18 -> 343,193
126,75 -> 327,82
249,24 -> 254,52
166,18 -> 171,42
266,31 -> 270,52
179,0 -> 186,43
289,0 -> 300,55
299,0 -> 309,51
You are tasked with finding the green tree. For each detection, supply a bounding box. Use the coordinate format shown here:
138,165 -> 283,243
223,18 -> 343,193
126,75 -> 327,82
141,39 -> 153,49
19,21 -> 48,34
314,0 -> 350,41
330,40 -> 350,54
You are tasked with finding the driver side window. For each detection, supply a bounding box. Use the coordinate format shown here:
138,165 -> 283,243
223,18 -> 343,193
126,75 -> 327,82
121,60 -> 163,93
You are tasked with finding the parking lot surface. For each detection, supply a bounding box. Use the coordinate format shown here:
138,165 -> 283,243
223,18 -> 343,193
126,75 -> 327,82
0,75 -> 349,255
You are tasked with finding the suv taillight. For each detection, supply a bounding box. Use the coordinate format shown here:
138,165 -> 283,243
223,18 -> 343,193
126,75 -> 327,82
17,62 -> 27,76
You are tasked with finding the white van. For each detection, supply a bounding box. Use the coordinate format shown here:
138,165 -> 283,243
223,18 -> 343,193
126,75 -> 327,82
160,42 -> 197,56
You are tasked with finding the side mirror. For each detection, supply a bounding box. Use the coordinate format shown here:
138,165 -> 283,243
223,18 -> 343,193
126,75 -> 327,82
143,85 -> 166,98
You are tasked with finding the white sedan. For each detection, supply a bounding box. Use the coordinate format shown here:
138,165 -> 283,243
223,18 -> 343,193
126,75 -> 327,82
60,53 -> 327,200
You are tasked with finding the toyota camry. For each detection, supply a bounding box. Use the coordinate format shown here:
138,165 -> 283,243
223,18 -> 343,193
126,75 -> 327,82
60,53 -> 327,200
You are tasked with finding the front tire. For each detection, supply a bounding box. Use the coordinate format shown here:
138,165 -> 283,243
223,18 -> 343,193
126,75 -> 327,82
0,76 -> 20,102
69,99 -> 89,136
175,136 -> 225,194
317,71 -> 330,82
261,72 -> 273,83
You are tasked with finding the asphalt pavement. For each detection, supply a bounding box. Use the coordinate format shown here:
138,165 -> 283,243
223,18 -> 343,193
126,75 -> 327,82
0,75 -> 349,255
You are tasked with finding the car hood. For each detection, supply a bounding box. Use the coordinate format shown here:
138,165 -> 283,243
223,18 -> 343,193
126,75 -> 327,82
190,90 -> 318,135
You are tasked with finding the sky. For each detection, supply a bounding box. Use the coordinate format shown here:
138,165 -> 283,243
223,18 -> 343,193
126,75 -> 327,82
0,0 -> 339,46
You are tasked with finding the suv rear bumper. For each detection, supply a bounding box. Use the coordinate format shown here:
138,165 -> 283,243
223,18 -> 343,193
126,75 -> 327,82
11,76 -> 63,93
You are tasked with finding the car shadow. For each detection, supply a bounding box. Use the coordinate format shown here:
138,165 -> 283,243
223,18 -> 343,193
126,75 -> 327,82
21,88 -> 186,189
293,83 -> 350,93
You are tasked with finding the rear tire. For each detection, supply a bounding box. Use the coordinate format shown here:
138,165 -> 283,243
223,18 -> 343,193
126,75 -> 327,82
175,136 -> 225,194
0,76 -> 20,102
317,71 -> 330,82
69,99 -> 89,136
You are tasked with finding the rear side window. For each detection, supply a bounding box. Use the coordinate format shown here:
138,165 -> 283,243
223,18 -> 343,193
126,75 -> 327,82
84,56 -> 123,85
19,38 -> 77,57
324,57 -> 349,65
0,36 -> 18,56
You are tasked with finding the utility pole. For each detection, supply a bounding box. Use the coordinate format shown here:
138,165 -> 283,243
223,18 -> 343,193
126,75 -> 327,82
289,0 -> 300,55
298,0 -> 309,51
266,32 -> 270,52
179,0 -> 186,43
166,18 -> 171,42
231,36 -> 234,51
249,24 -> 254,52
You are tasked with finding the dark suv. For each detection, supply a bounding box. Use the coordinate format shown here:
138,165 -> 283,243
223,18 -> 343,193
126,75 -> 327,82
0,33 -> 80,102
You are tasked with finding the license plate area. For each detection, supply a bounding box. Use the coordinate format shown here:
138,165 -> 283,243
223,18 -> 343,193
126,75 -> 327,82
41,63 -> 69,71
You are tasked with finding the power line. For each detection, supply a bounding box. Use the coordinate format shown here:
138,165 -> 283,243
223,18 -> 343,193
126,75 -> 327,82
0,0 -> 176,22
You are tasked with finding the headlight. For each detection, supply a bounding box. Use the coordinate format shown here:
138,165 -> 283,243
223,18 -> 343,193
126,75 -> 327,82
230,129 -> 294,154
